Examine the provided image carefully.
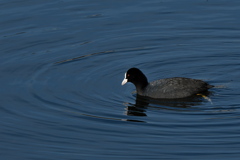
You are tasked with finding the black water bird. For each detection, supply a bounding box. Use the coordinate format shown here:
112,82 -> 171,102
122,68 -> 213,99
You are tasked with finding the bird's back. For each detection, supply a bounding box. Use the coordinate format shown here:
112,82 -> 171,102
142,77 -> 213,99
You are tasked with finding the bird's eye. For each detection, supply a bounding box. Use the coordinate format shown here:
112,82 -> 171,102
127,74 -> 130,77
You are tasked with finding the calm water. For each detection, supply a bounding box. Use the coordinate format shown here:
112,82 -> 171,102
1,0 -> 240,159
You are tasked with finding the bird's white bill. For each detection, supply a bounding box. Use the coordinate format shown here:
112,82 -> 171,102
121,78 -> 128,85
121,73 -> 128,85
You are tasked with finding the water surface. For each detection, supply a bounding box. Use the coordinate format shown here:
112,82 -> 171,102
1,0 -> 240,159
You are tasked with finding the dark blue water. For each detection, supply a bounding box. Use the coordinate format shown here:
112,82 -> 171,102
1,0 -> 240,159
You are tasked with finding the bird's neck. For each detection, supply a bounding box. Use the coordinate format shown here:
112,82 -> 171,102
135,81 -> 148,95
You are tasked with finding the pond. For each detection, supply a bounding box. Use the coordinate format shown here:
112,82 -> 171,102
1,0 -> 240,159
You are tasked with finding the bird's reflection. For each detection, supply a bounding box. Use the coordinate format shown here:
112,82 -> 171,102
125,91 -> 213,117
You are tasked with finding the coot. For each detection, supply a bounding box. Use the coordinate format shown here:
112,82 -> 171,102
122,68 -> 213,99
